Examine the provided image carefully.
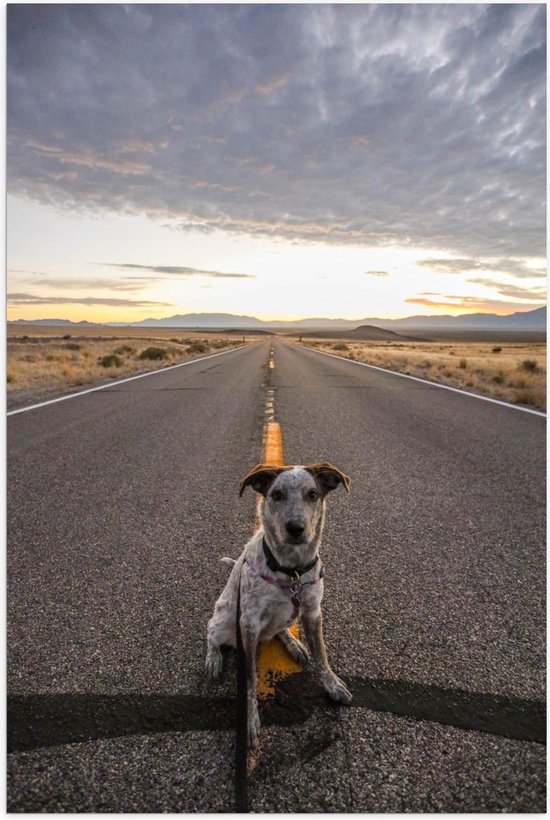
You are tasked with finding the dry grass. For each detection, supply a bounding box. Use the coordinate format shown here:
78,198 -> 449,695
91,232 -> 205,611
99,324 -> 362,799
301,339 -> 546,411
6,323 -> 255,341
7,325 -> 249,405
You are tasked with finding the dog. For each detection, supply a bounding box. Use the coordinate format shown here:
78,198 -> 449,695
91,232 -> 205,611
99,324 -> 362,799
205,462 -> 352,748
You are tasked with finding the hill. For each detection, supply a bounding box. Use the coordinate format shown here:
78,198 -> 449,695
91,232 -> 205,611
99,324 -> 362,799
298,324 -> 423,342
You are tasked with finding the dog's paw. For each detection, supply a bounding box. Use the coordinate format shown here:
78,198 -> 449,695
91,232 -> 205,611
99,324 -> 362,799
277,630 -> 311,667
286,636 -> 310,666
205,646 -> 223,679
323,673 -> 353,705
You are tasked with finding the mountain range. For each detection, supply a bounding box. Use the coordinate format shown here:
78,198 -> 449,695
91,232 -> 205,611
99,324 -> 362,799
11,306 -> 546,331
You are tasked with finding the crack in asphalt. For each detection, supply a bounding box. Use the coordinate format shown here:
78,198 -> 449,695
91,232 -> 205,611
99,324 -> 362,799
8,674 -> 545,754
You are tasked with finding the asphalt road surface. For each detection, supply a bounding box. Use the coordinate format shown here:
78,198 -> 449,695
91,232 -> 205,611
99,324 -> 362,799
7,338 -> 546,812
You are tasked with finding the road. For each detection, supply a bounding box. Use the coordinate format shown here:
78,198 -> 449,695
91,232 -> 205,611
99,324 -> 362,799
7,338 -> 546,812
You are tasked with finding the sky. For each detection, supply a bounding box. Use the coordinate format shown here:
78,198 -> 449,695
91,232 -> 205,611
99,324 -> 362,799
7,3 -> 547,323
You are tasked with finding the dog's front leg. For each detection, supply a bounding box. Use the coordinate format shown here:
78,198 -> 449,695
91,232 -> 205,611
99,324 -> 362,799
301,609 -> 353,704
239,617 -> 261,748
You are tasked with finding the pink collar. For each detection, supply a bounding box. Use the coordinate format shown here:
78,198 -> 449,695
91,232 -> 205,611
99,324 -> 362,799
245,560 -> 325,612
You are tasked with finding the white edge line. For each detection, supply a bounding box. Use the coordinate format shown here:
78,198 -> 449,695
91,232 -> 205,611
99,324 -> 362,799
7,344 -> 249,417
299,344 -> 547,418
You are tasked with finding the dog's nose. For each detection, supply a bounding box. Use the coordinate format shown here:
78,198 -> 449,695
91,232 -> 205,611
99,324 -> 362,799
285,520 -> 305,538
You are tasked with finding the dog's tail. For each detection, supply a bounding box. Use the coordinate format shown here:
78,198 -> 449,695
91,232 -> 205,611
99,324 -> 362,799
220,557 -> 237,570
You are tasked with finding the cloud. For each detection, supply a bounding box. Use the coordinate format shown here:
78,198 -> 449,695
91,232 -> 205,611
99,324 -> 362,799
406,292 -> 545,312
101,263 -> 255,279
418,257 -> 546,278
24,142 -> 154,176
365,270 -> 389,277
7,293 -> 174,307
7,4 -> 546,260
466,279 -> 546,301
418,258 -> 489,274
24,277 -> 148,292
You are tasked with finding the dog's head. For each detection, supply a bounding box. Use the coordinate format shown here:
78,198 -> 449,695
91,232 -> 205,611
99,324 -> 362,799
239,462 -> 350,562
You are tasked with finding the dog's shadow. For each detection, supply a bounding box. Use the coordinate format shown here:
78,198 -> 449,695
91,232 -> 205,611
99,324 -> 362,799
8,665 -> 544,755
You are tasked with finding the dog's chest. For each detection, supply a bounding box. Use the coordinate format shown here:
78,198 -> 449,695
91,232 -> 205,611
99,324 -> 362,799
255,579 -> 321,641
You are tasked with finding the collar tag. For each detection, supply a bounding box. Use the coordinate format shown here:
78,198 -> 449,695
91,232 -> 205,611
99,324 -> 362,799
289,576 -> 304,609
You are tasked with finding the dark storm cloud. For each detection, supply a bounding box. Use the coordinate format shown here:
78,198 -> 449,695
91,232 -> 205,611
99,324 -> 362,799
7,4 -> 546,259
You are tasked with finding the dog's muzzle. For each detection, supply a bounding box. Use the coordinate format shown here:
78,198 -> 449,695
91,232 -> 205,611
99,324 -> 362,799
284,520 -> 305,544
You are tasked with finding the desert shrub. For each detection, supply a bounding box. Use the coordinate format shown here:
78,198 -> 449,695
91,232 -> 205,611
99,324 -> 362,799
114,345 -> 135,355
98,354 -> 123,368
518,384 -> 546,411
139,347 -> 169,361
211,339 -> 237,349
332,343 -> 349,351
7,370 -> 15,383
186,341 -> 209,354
459,359 -> 468,369
519,359 -> 539,374
492,372 -> 505,384
62,334 -> 71,340
492,346 -> 502,353
65,342 -> 81,351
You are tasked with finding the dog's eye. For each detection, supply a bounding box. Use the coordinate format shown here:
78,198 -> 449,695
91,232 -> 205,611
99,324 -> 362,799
307,490 -> 320,501
270,489 -> 284,501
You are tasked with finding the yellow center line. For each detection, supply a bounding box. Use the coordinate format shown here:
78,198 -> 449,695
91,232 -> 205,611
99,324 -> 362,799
256,420 -> 303,699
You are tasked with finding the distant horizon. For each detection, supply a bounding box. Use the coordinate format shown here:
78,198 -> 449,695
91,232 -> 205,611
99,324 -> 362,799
9,304 -> 546,329
6,299 -> 547,327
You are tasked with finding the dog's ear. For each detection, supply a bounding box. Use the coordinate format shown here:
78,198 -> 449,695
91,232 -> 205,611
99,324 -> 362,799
305,462 -> 351,495
239,464 -> 287,497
